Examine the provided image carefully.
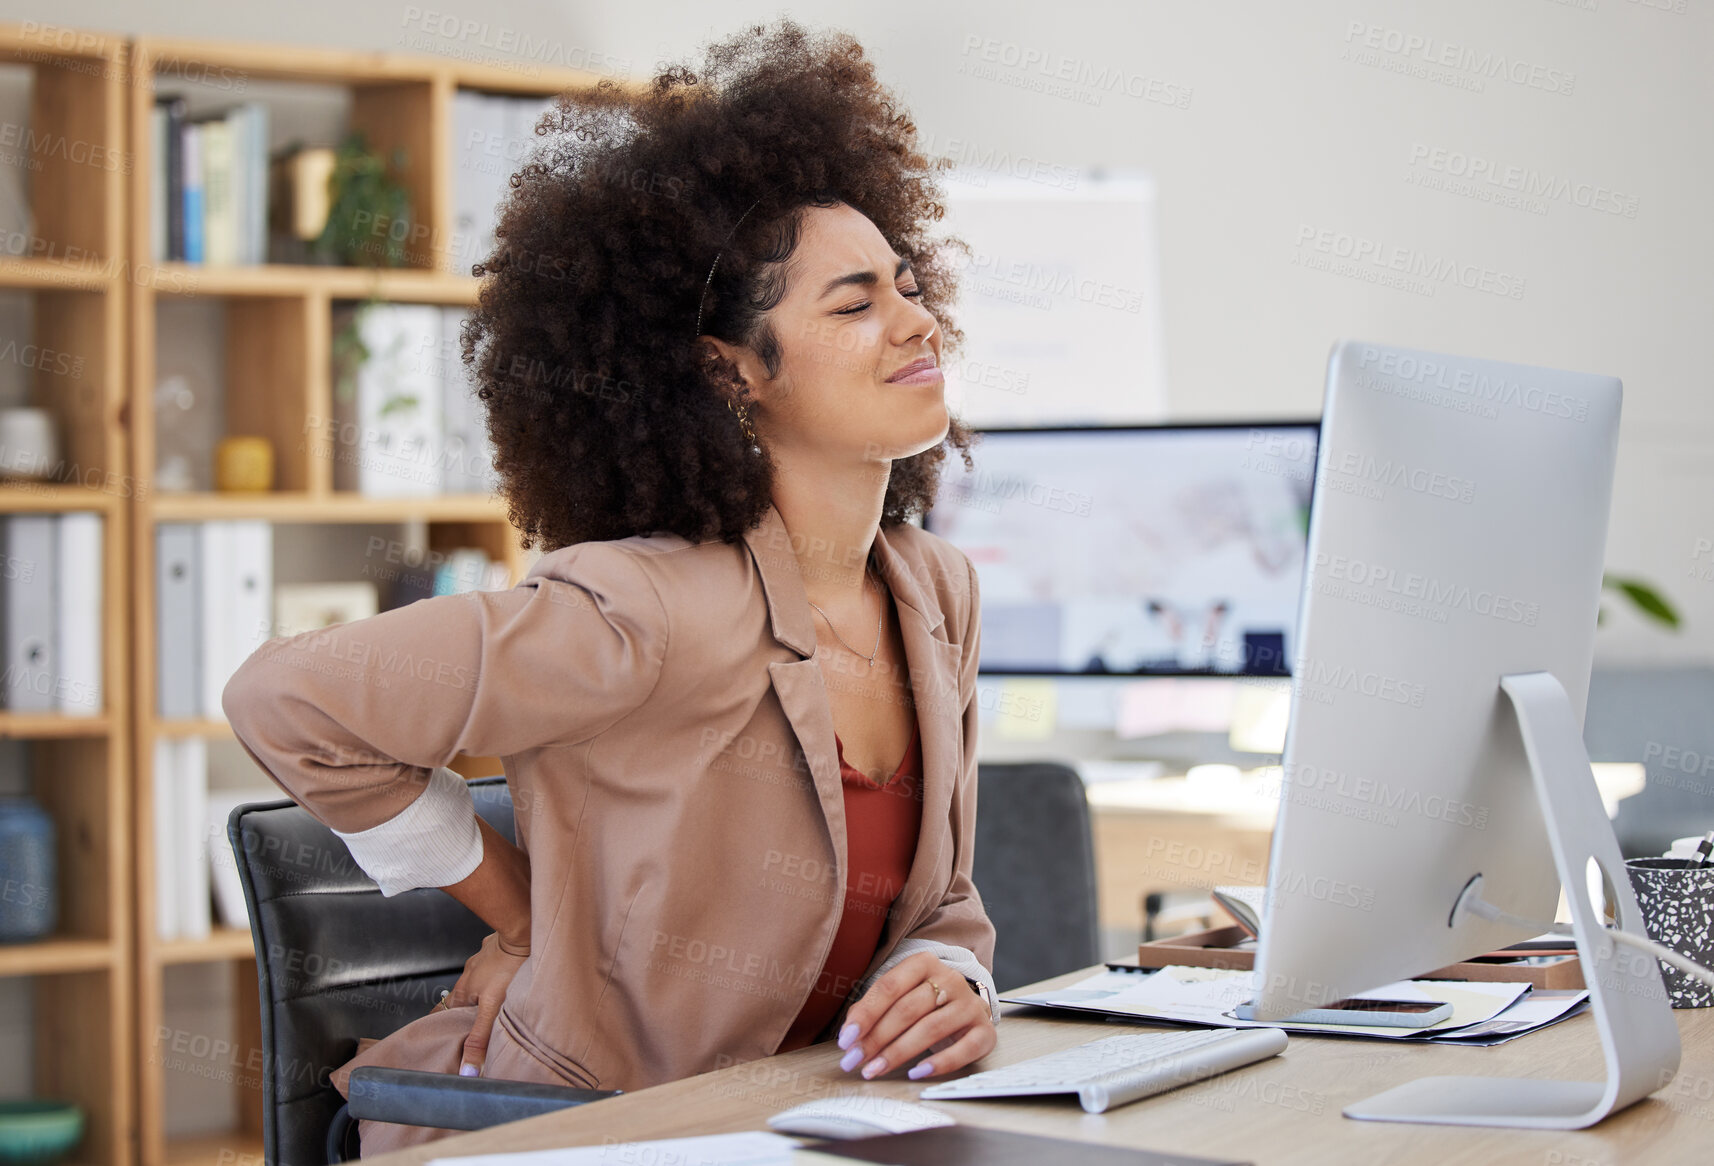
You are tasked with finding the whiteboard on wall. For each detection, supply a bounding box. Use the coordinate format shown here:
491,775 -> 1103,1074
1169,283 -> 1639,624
931,167 -> 1167,426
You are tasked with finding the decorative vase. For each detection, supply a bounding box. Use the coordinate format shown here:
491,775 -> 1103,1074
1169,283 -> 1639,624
0,796 -> 56,943
215,435 -> 275,492
0,408 -> 58,481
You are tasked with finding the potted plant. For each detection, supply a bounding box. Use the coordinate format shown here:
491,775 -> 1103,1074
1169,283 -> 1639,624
312,130 -> 414,268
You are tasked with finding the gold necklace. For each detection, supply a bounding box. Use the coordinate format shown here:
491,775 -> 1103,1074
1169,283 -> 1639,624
806,561 -> 883,667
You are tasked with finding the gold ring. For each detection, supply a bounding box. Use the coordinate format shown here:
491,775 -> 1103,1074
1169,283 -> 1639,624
927,978 -> 947,1008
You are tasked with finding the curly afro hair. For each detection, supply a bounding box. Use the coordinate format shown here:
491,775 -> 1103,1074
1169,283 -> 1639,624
459,17 -> 979,552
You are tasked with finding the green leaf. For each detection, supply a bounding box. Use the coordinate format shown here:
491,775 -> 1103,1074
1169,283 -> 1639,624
1601,574 -> 1681,630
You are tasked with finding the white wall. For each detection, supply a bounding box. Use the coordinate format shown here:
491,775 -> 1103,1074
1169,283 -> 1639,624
15,0 -> 1710,661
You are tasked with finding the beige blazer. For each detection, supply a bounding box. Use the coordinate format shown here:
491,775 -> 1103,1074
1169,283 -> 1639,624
223,501 -> 996,1117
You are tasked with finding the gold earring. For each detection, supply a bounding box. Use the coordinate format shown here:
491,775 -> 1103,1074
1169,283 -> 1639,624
727,396 -> 757,446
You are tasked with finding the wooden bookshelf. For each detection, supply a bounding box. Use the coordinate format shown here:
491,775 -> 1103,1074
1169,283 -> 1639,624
155,928 -> 256,966
0,22 -> 135,1166
122,32 -> 648,1166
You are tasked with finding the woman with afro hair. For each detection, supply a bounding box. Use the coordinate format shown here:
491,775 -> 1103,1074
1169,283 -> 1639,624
223,17 -> 1001,1153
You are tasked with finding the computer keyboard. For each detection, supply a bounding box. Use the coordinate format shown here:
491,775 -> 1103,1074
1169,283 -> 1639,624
918,1026 -> 1289,1114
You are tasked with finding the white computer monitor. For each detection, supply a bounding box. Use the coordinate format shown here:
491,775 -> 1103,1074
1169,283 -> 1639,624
1251,339 -> 1679,1129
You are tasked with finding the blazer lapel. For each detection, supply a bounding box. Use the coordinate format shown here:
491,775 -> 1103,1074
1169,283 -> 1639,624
741,506 -> 850,888
870,521 -> 961,950
740,504 -> 963,955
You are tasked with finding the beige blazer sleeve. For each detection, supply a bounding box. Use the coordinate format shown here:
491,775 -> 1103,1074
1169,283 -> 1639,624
221,541 -> 668,892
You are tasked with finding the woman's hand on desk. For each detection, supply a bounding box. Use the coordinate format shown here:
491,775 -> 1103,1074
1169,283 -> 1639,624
442,931 -> 529,1077
837,952 -> 997,1081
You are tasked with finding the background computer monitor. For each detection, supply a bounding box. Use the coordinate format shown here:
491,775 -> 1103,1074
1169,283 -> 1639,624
923,423 -> 1318,677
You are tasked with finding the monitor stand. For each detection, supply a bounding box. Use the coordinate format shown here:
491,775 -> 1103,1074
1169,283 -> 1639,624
1344,671 -> 1682,1129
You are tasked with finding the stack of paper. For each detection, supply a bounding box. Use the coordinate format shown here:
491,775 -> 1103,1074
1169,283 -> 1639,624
1005,964 -> 1588,1045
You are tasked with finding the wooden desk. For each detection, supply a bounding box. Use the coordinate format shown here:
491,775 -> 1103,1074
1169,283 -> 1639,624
361,966 -> 1714,1166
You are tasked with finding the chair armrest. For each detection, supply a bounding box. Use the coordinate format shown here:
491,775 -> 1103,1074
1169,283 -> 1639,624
346,1066 -> 620,1131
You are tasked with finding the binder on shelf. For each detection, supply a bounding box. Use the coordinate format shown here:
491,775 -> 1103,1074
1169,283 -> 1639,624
182,120 -> 204,264
156,523 -> 201,719
228,104 -> 252,266
451,88 -> 511,270
156,93 -> 187,262
438,306 -> 499,495
152,736 -> 179,941
176,736 -> 211,941
231,519 -> 274,681
197,114 -> 235,267
451,91 -> 557,273
54,511 -> 103,717
199,521 -> 274,720
2,514 -> 57,712
227,105 -> 252,265
221,101 -> 269,264
198,521 -> 232,721
150,101 -> 170,262
247,101 -> 271,264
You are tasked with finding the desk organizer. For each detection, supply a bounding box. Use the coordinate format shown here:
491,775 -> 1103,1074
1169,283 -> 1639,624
1136,925 -> 1585,990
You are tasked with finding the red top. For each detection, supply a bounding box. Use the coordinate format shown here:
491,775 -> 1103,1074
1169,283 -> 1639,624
776,721 -> 924,1051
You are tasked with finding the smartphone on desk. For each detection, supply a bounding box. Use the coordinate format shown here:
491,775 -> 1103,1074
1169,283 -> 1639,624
1229,996 -> 1454,1028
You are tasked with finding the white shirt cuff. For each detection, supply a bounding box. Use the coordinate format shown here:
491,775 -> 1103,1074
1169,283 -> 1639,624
331,766 -> 485,897
866,937 -> 1002,1025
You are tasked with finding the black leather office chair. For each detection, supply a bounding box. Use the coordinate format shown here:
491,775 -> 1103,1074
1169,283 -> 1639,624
229,764 -> 1096,1163
228,776 -> 616,1166
972,762 -> 1102,992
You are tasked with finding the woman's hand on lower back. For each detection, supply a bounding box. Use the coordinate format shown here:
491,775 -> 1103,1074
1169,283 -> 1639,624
445,931 -> 530,1076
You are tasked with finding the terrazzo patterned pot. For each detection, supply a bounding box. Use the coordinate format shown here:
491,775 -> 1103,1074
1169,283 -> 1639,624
1626,857 -> 1714,1008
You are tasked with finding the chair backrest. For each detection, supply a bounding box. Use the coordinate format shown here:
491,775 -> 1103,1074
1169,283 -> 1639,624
228,776 -> 514,1166
972,762 -> 1101,992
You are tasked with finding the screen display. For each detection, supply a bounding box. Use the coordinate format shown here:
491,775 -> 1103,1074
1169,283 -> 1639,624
923,423 -> 1317,676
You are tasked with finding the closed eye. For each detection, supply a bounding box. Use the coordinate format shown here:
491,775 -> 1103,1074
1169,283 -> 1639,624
837,287 -> 924,315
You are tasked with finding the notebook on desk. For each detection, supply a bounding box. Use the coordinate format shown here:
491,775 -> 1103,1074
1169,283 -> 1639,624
792,1126 -> 1249,1165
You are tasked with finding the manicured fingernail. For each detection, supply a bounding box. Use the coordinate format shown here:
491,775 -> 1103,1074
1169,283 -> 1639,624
840,1047 -> 864,1072
459,1063 -> 478,1077
907,1062 -> 935,1080
861,1057 -> 886,1079
838,1023 -> 860,1050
